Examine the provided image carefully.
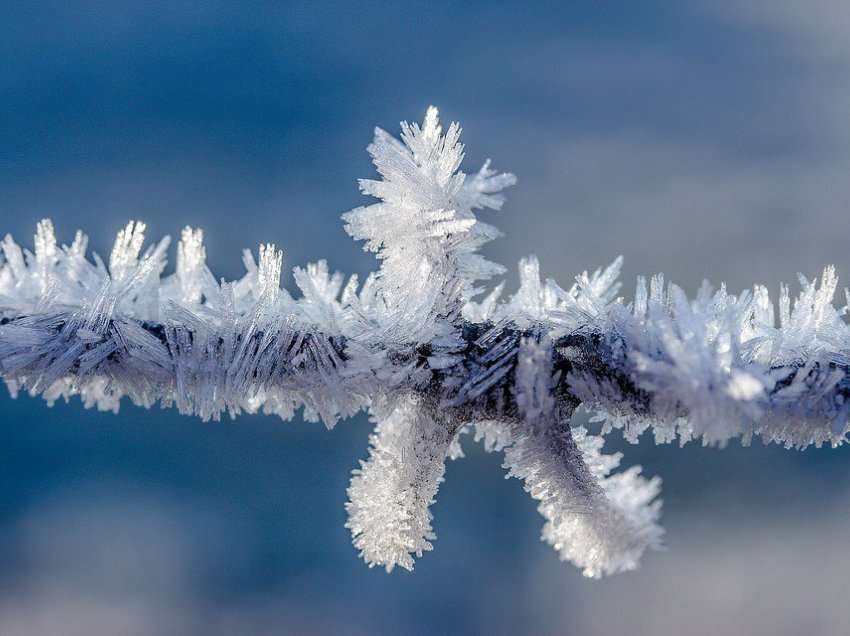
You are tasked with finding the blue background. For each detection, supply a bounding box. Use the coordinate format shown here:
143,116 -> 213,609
2,2 -> 850,634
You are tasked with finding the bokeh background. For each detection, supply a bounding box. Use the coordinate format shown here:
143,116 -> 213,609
2,2 -> 850,634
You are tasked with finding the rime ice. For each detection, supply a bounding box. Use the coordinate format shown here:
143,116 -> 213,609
2,108 -> 848,577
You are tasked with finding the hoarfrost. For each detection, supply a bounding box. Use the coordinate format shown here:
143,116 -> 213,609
2,107 -> 847,576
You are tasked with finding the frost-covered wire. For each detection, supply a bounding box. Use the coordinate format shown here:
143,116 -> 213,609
2,107 -> 849,577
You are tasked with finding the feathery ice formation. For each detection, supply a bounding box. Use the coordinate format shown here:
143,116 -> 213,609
2,107 -> 848,577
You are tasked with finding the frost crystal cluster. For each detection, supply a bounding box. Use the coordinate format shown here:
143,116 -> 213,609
1,108 -> 848,578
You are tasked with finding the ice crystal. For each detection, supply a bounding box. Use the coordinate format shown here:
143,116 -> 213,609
2,106 -> 848,577
342,106 -> 515,344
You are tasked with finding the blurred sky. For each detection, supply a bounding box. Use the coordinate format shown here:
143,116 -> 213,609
3,2 -> 850,635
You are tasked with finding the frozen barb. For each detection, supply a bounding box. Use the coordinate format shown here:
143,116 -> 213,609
505,336 -> 662,578
1,107 -> 848,576
345,393 -> 457,572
